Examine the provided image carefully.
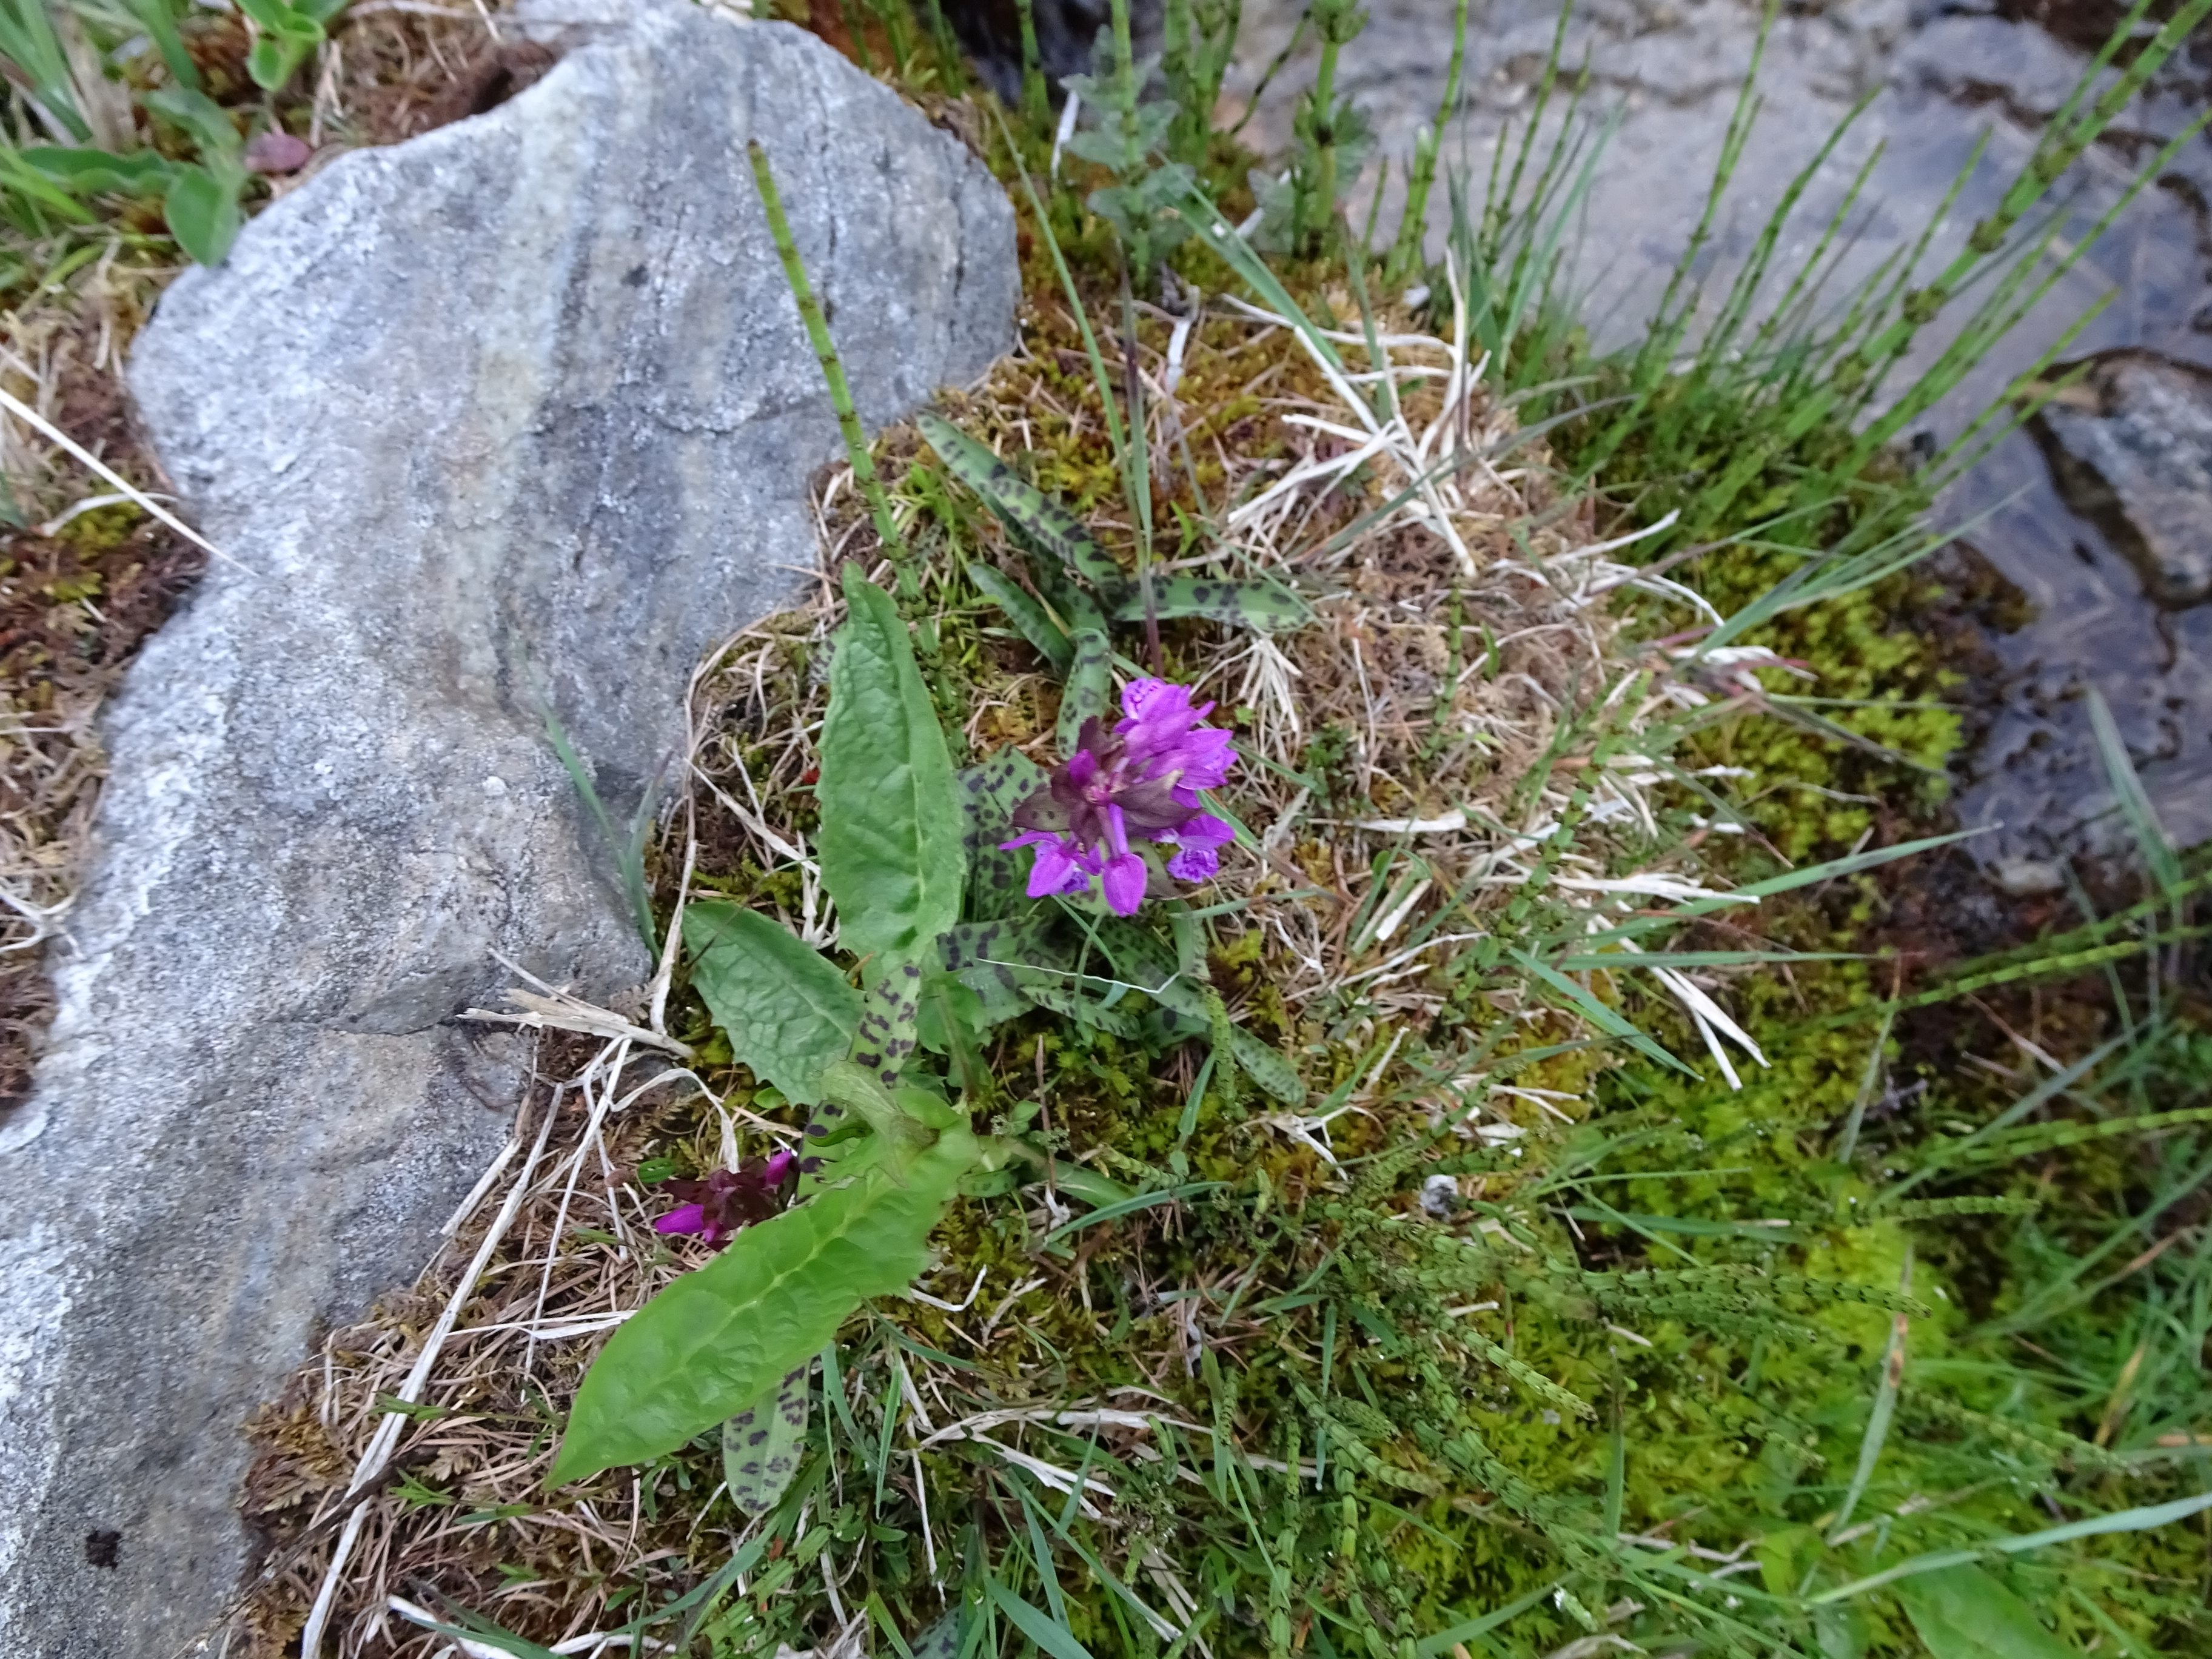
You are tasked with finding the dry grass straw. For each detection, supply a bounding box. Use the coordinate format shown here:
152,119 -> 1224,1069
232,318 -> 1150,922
229,270 -> 1778,1652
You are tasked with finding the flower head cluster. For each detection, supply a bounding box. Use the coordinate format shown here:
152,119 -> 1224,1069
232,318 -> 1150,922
652,1148 -> 796,1245
1002,679 -> 1236,916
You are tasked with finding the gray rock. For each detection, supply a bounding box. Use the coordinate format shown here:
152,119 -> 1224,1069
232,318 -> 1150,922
2031,350 -> 2212,610
0,8 -> 1016,1655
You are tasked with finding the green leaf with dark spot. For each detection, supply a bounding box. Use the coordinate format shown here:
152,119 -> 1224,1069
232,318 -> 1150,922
818,568 -> 966,962
1021,976 -> 1145,1037
720,1364 -> 809,1516
1229,1027 -> 1307,1106
958,751 -> 1046,854
917,410 -> 1125,591
1029,552 -> 1115,635
850,957 -> 928,1089
1057,629 -> 1113,754
1108,575 -> 1310,631
684,900 -> 858,1105
957,751 -> 1047,924
549,1125 -> 977,1486
971,566 -> 1072,673
909,1606 -> 969,1659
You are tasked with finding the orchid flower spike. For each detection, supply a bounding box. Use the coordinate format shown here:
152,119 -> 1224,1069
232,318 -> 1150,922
1000,677 -> 1237,917
652,1148 -> 797,1245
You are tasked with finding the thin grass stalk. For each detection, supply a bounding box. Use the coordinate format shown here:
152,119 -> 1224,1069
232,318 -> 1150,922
1484,1 -> 1578,260
1629,3 -> 1775,387
1118,264 -> 1161,670
835,0 -> 876,73
1383,0 -> 1467,287
1014,0 -> 1048,128
868,0 -> 914,79
746,138 -> 913,591
1692,92 -> 1876,379
1852,106 -> 2212,469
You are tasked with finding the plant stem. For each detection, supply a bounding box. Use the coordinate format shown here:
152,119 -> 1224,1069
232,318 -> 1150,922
1386,0 -> 1466,286
746,139 -> 913,591
1119,263 -> 1161,671
1013,0 -> 1048,128
921,0 -> 965,89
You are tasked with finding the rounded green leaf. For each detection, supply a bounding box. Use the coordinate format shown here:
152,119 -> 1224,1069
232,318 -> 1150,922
1894,1565 -> 2077,1659
163,167 -> 242,267
683,900 -> 858,1105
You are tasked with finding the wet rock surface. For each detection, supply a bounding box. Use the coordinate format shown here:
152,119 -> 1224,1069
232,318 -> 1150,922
1227,0 -> 2212,860
0,7 -> 1016,1655
2031,350 -> 2212,609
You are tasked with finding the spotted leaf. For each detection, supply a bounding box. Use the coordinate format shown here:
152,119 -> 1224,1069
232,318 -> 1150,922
720,1363 -> 810,1517
1107,575 -> 1310,631
916,409 -> 1126,591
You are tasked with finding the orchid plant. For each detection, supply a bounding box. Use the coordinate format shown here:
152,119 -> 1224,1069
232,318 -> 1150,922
548,562 -> 1295,1495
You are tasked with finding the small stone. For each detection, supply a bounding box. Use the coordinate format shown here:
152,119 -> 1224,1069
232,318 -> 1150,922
242,130 -> 312,174
2031,350 -> 2212,609
1991,856 -> 2065,897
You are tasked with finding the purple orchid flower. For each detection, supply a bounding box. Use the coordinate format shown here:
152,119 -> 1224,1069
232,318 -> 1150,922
653,1148 -> 796,1245
1000,678 -> 1237,917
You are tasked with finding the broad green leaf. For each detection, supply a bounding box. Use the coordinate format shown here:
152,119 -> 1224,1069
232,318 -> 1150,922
683,900 -> 857,1105
163,167 -> 242,267
1057,628 -> 1113,754
917,410 -> 1125,591
0,150 -> 99,226
1107,575 -> 1310,631
549,1124 -> 977,1485
1893,1566 -> 2075,1659
720,1364 -> 809,1516
21,146 -> 176,197
971,565 -> 1072,673
818,568 -> 966,961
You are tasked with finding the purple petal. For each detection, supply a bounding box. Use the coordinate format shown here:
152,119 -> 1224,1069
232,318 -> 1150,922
1020,835 -> 1092,898
1176,813 -> 1234,853
763,1148 -> 797,1185
1101,853 -> 1149,916
1166,846 -> 1220,882
654,1203 -> 708,1236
